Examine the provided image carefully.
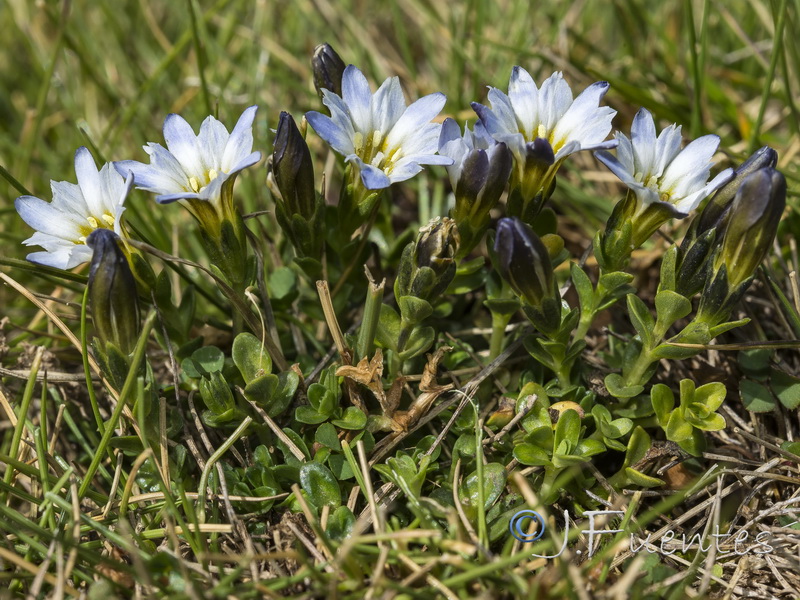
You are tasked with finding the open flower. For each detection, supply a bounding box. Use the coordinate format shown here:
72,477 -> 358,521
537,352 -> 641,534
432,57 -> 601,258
114,106 -> 261,226
306,65 -> 452,190
471,67 -> 616,212
595,108 -> 732,217
15,147 -> 132,270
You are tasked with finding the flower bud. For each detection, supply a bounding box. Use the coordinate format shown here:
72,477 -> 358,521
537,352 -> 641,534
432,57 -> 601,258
312,43 -> 346,99
86,229 -> 140,356
273,111 -> 316,220
716,168 -> 785,288
493,217 -> 553,309
395,217 -> 460,303
693,146 -> 778,238
697,168 -> 785,325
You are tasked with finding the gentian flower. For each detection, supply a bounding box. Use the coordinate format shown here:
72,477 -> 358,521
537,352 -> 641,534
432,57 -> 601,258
472,67 -> 616,215
306,65 -> 452,191
15,147 -> 132,270
114,106 -> 261,231
595,108 -> 732,218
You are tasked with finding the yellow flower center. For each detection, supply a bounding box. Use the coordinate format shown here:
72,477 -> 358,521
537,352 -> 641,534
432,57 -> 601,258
188,169 -> 220,193
77,213 -> 117,244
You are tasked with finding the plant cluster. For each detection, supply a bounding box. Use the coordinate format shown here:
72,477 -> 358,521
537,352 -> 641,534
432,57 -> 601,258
3,41 -> 796,597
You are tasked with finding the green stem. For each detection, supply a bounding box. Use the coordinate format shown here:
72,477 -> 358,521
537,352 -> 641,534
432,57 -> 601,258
78,311 -> 157,500
356,276 -> 384,361
488,311 -> 511,360
197,416 -> 253,523
624,347 -> 655,388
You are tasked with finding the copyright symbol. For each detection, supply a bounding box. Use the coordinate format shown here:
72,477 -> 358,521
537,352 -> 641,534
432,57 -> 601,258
509,509 -> 546,543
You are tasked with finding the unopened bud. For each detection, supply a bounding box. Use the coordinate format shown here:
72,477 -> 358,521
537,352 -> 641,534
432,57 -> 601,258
86,229 -> 140,355
717,168 -> 785,288
312,43 -> 346,99
273,111 -> 316,220
395,217 -> 460,302
493,217 -> 553,308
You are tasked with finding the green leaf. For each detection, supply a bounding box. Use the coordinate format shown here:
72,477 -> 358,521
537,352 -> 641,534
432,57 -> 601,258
665,411 -> 693,442
650,384 -> 674,427
738,349 -> 772,380
268,266 -> 297,302
553,408 -> 580,451
739,379 -> 776,413
458,463 -> 507,519
627,294 -> 655,348
570,263 -> 594,315
295,405 -> 329,425
513,443 -> 552,466
315,423 -> 341,450
375,304 -> 401,351
625,467 -> 664,487
299,463 -> 341,508
770,369 -> 800,409
692,382 -> 726,412
654,290 -> 692,334
604,373 -> 644,399
483,298 -> 521,317
232,332 -> 272,383
397,296 -> 433,324
398,326 -> 435,360
599,271 -> 635,291
330,406 -> 367,430
192,346 -> 225,374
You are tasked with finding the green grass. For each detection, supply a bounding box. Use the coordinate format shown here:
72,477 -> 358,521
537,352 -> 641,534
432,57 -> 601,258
0,0 -> 798,598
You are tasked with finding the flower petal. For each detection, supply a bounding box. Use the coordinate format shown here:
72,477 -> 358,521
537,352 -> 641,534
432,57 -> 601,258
306,111 -> 355,156
385,92 -> 446,149
74,147 -> 106,217
221,105 -> 258,173
163,113 -> 204,177
342,65 -> 373,133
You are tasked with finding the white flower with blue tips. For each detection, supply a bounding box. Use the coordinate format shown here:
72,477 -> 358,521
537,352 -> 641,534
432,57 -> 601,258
114,106 -> 261,222
595,108 -> 733,216
306,65 -> 452,190
15,147 -> 132,270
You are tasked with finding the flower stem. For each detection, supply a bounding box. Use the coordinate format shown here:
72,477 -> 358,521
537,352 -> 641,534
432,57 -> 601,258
488,311 -> 511,360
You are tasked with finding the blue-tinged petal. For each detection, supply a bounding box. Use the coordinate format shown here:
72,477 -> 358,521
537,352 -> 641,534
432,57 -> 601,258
660,134 -> 720,191
321,89 -> 356,136
372,76 -> 405,134
507,66 -> 539,138
485,89 -> 518,134
385,92 -> 446,149
74,147 -> 106,217
342,65 -> 373,133
306,111 -> 355,156
16,196 -> 83,238
163,113 -> 204,177
631,109 -> 658,176
595,151 -> 639,187
394,122 -> 442,156
652,124 -> 683,178
199,173 -> 229,203
386,160 -> 424,184
673,168 -> 733,214
114,159 -> 185,195
221,105 -> 257,173
26,245 -> 90,270
156,191 -> 202,204
229,151 -> 262,175
199,115 -> 230,172
613,134 -> 635,174
398,153 -> 454,167
347,156 -> 391,189
438,118 -> 463,148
